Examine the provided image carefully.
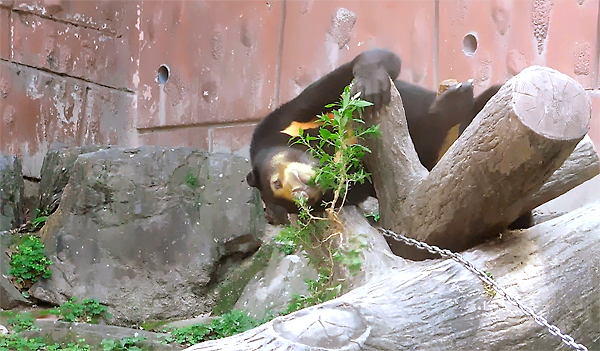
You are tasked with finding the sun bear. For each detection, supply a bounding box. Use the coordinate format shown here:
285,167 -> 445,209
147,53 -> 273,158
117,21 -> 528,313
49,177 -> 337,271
246,48 -> 502,225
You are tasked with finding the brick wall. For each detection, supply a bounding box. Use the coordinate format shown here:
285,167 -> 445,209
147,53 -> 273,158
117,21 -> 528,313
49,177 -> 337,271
1,0 -> 599,177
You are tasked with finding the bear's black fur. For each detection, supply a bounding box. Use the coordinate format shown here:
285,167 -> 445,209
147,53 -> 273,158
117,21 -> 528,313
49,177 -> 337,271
247,48 -> 504,225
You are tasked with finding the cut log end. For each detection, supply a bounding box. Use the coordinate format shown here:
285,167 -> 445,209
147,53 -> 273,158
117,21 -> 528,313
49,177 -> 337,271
512,66 -> 591,140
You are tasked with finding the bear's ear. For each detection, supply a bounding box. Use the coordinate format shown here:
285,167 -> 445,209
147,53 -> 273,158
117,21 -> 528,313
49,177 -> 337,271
246,169 -> 259,188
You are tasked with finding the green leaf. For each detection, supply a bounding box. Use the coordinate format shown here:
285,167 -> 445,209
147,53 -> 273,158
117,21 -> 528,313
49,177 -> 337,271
353,100 -> 373,108
319,128 -> 332,140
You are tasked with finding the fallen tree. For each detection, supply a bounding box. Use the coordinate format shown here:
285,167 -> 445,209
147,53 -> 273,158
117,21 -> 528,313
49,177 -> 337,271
182,66 -> 599,350
182,204 -> 599,351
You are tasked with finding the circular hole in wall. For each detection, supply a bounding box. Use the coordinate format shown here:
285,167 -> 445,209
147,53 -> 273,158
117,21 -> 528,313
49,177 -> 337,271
157,64 -> 170,84
462,33 -> 478,56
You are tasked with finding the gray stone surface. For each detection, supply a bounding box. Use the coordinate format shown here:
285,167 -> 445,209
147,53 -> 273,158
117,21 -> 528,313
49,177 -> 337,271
233,223 -> 317,319
22,179 -> 40,223
30,146 -> 265,326
0,155 -> 24,230
37,145 -> 112,214
234,248 -> 315,319
0,231 -> 32,309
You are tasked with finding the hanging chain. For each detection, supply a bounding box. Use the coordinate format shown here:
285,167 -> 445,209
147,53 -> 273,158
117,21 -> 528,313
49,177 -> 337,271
377,227 -> 589,351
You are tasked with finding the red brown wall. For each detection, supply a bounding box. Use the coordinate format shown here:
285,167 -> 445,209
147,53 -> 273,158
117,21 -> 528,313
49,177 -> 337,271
1,0 -> 599,177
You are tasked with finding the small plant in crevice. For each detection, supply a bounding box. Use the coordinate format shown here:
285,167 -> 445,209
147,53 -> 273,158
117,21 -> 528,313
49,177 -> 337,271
365,211 -> 380,222
100,335 -> 147,351
164,309 -> 273,347
483,271 -> 497,297
184,169 -> 200,190
8,234 -> 53,289
30,206 -> 51,232
278,84 -> 379,314
49,297 -> 112,324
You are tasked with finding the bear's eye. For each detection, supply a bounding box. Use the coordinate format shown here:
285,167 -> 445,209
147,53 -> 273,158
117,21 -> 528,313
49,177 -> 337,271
272,179 -> 283,190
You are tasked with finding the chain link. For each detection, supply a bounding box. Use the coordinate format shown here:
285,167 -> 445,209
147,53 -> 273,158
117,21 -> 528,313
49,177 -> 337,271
377,227 -> 589,351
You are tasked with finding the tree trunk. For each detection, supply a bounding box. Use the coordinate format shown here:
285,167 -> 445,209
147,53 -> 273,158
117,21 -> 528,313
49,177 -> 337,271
524,134 -> 599,211
366,66 -> 592,256
182,204 -> 599,351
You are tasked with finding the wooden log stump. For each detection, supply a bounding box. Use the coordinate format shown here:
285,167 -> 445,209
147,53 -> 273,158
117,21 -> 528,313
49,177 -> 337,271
391,66 -> 592,255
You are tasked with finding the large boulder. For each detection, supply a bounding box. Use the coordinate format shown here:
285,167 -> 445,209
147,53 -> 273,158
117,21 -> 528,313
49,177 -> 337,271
233,225 -> 316,320
31,146 -> 265,326
0,154 -> 24,230
38,145 -> 112,214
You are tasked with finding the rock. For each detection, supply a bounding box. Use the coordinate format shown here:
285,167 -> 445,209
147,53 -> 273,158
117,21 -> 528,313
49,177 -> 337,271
210,235 -> 275,316
161,313 -> 214,330
38,145 -> 112,215
22,320 -> 183,351
31,146 -> 265,326
0,231 -> 32,309
0,154 -> 24,230
22,179 -> 40,223
234,225 -> 317,319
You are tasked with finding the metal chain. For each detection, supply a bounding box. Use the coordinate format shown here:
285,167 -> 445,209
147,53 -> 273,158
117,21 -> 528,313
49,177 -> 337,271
377,227 -> 589,351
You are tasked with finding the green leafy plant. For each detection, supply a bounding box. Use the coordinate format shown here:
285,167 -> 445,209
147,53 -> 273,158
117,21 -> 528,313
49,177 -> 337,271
165,323 -> 210,346
9,234 -> 53,286
483,271 -> 497,297
1,313 -> 94,350
46,340 -> 91,351
365,211 -> 380,222
0,333 -> 90,351
184,169 -> 200,190
273,226 -> 298,255
7,312 -> 37,333
165,309 -> 272,346
0,334 -> 46,351
285,267 -> 341,314
278,84 -> 378,314
100,336 -> 146,351
49,297 -> 112,324
291,85 -> 380,218
30,207 -> 51,232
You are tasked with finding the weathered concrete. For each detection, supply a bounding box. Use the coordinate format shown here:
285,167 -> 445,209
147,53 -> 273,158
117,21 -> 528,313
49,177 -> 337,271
31,146 -> 266,326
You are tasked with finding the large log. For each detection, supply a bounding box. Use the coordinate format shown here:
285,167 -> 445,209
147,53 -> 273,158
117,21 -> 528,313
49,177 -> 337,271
524,134 -> 599,212
182,204 -> 599,351
365,66 -> 592,255
359,74 -> 427,230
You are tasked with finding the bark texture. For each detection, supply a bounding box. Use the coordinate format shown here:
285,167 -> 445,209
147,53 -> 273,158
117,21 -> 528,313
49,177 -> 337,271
182,204 -> 599,351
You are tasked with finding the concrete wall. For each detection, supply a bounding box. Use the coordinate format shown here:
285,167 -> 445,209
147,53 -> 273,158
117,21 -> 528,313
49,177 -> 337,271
1,0 -> 599,178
